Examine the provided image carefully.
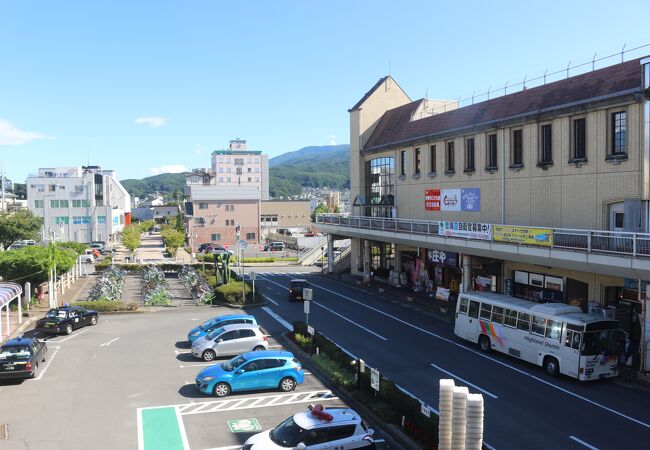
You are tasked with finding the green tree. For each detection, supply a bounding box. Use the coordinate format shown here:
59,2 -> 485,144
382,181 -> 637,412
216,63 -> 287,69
0,210 -> 42,249
311,203 -> 329,222
0,245 -> 76,287
161,226 -> 185,255
174,212 -> 185,232
121,225 -> 141,252
59,241 -> 88,255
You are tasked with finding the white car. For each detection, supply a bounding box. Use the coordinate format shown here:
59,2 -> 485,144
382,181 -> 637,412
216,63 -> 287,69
191,324 -> 268,362
242,405 -> 375,449
78,250 -> 95,264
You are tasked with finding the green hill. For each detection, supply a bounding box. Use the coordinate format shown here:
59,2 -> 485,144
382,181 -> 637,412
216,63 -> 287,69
121,173 -> 185,199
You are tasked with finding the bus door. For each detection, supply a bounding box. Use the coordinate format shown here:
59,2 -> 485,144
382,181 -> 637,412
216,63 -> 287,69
465,300 -> 481,342
563,325 -> 582,378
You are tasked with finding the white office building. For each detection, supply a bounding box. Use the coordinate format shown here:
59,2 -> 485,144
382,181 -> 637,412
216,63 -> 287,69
27,166 -> 131,243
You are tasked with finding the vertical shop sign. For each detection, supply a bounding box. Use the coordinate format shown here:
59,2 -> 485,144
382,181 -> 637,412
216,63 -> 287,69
425,189 -> 441,211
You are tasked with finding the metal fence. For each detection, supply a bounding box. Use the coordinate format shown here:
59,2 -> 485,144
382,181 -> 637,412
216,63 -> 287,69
316,214 -> 650,258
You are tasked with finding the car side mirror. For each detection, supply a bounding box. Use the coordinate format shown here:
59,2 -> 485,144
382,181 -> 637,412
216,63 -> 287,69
216,338 -> 223,343
296,443 -> 307,450
235,370 -> 244,375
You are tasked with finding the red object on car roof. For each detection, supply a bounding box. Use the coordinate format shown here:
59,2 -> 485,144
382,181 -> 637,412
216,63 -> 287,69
310,404 -> 333,422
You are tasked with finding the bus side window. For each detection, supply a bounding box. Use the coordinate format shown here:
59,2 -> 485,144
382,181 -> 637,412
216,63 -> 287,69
491,307 -> 504,324
459,298 -> 469,315
480,304 -> 492,320
531,316 -> 546,336
545,320 -> 562,342
468,301 -> 480,319
504,309 -> 517,328
565,330 -> 581,349
516,313 -> 531,332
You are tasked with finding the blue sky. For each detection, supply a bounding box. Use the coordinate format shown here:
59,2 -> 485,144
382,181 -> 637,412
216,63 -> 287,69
1,1 -> 649,182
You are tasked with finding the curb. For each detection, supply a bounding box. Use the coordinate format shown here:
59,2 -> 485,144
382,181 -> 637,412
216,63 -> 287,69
7,316 -> 40,340
209,300 -> 269,309
278,333 -> 420,450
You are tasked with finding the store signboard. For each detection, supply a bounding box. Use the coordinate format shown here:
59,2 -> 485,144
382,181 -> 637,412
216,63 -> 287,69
493,225 -> 553,247
435,287 -> 450,301
439,221 -> 492,240
441,189 -> 461,211
428,249 -> 458,266
425,189 -> 441,211
461,188 -> 481,211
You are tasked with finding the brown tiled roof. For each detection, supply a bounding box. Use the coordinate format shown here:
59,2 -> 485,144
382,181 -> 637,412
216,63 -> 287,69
364,57 -> 644,151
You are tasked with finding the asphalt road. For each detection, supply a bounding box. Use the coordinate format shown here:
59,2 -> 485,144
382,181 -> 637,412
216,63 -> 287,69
250,271 -> 650,450
0,307 -> 392,450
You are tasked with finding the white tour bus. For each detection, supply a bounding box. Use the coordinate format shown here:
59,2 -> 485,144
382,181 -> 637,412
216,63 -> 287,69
454,291 -> 621,381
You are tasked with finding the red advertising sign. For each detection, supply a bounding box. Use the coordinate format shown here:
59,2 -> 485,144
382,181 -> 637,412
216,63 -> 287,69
425,189 -> 441,211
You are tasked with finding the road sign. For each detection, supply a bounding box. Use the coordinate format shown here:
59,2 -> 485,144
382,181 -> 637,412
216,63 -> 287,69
303,288 -> 313,301
250,272 -> 256,280
421,403 -> 431,417
370,368 -> 380,391
238,240 -> 247,249
307,325 -> 314,335
227,418 -> 262,433
304,300 -> 310,314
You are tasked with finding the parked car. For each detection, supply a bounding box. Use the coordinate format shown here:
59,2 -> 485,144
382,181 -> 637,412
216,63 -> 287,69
187,314 -> 257,344
277,228 -> 293,236
264,242 -> 285,252
209,245 -> 234,256
0,336 -> 47,380
36,306 -> 99,335
90,242 -> 108,254
242,405 -> 375,449
79,250 -> 95,264
288,279 -> 310,302
198,243 -> 213,253
7,242 -> 27,250
20,240 -> 37,246
191,324 -> 268,362
195,350 -> 304,397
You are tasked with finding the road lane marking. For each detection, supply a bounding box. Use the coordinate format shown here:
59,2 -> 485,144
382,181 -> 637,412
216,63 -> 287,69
430,363 -> 498,399
175,406 -> 190,450
261,306 -> 292,330
179,362 -> 214,368
262,294 -> 278,306
259,277 -> 388,340
175,350 -> 191,355
570,436 -> 600,450
203,446 -> 242,450
138,406 -> 188,450
304,279 -> 650,430
99,337 -> 119,347
54,328 -> 89,343
34,346 -> 60,381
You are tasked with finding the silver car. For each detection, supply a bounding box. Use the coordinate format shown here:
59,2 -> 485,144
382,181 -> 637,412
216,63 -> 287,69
191,324 -> 268,362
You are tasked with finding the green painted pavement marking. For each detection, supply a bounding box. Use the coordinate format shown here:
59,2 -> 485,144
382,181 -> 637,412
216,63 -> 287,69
227,418 -> 262,433
141,407 -> 188,450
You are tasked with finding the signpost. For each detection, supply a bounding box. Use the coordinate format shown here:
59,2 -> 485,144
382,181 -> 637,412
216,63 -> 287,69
250,271 -> 256,301
303,287 -> 313,327
370,368 -> 380,391
238,238 -> 247,303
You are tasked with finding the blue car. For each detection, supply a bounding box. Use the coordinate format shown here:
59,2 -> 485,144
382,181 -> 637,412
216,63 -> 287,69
195,351 -> 304,397
187,314 -> 257,344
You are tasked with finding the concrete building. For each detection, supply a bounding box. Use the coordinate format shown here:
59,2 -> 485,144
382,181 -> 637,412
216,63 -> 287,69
210,139 -> 270,201
152,205 -> 181,222
317,57 -> 650,367
325,191 -> 341,211
27,166 -> 131,243
260,200 -> 311,238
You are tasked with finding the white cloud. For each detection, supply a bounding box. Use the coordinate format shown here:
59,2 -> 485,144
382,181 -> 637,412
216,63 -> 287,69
0,118 -> 55,145
327,134 -> 337,145
148,164 -> 189,175
134,116 -> 168,128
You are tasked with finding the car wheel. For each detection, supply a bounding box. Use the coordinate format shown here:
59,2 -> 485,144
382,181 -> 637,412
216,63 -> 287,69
253,346 -> 265,351
202,350 -> 217,362
544,356 -> 560,377
90,316 -> 98,326
213,382 -> 230,397
279,377 -> 296,392
30,363 -> 39,379
478,335 -> 491,353
65,324 -> 73,335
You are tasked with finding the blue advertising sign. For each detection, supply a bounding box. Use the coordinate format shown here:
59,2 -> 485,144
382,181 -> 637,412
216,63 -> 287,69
461,188 -> 480,211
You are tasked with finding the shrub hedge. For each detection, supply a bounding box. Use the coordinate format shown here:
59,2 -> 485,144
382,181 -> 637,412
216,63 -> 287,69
74,300 -> 139,312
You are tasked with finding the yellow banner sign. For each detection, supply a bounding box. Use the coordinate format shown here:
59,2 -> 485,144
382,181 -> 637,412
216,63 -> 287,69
493,226 -> 553,247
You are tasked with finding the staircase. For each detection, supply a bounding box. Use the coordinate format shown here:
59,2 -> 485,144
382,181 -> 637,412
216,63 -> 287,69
297,235 -> 328,265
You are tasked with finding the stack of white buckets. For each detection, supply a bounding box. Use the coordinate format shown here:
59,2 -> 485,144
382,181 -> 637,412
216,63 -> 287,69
439,379 -> 484,450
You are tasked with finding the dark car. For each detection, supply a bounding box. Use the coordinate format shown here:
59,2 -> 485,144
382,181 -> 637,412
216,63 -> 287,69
0,336 -> 47,380
36,306 -> 99,335
198,243 -> 213,253
264,242 -> 285,252
288,278 -> 310,301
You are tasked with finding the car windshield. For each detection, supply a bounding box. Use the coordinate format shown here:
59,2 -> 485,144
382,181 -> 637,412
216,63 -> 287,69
0,346 -> 31,359
45,310 -> 67,319
199,318 -> 217,330
207,327 -> 225,340
582,330 -> 619,356
291,282 -> 308,289
222,355 -> 247,372
269,416 -> 308,447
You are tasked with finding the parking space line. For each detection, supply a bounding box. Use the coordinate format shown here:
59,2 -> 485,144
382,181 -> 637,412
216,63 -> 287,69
570,436 -> 600,450
179,362 -> 214,368
262,294 -> 278,306
55,328 -> 90,343
261,306 -> 292,330
34,346 -> 60,381
202,446 -> 242,450
99,337 -> 119,347
175,406 -> 190,450
430,363 -> 498,399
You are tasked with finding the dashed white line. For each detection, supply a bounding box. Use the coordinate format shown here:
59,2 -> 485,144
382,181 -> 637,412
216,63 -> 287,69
99,337 -> 119,347
430,363 -> 498,399
179,362 -> 215,368
262,294 -> 278,306
569,436 -> 600,450
34,346 -> 60,381
54,328 -> 89,343
261,306 -> 292,330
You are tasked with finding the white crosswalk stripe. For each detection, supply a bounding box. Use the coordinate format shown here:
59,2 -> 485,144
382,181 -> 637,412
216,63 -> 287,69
177,390 -> 338,416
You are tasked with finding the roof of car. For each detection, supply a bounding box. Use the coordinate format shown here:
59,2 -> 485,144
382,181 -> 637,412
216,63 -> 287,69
2,336 -> 36,346
241,350 -> 294,359
290,279 -> 308,283
214,314 -> 255,321
294,407 -> 361,429
219,323 -> 261,331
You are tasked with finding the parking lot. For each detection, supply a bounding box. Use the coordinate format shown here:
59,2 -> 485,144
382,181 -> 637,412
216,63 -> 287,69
0,306 -> 387,450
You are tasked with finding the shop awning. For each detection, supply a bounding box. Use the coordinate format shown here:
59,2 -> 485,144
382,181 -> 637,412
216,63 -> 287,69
0,283 -> 23,308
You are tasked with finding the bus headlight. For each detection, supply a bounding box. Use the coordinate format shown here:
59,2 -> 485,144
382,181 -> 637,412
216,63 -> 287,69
610,365 -> 617,371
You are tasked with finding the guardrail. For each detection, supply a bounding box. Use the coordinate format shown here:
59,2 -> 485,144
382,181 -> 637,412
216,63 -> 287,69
316,214 -> 650,258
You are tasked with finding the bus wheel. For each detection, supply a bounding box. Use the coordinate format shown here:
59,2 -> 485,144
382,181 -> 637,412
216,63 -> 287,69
544,356 -> 559,377
478,335 -> 491,353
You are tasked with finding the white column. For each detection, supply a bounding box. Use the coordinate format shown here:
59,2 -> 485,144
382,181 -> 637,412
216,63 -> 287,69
0,305 -> 3,343
17,294 -> 22,325
363,240 -> 371,283
5,304 -> 9,340
24,282 -> 31,315
462,254 -> 472,293
465,393 -> 484,450
451,386 -> 469,450
327,234 -> 334,274
438,379 -> 455,450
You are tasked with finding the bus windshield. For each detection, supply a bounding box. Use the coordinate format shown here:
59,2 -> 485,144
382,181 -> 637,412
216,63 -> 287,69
582,329 -> 619,356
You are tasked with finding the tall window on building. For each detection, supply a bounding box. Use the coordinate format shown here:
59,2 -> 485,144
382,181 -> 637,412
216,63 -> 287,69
487,134 -> 497,169
199,202 -> 208,209
34,200 -> 44,208
539,124 -> 553,165
611,111 -> 627,156
445,141 -> 455,173
511,129 -> 523,166
414,148 -> 421,175
246,233 -> 256,240
364,157 -> 395,218
464,138 -> 475,172
97,216 -> 106,224
429,145 -> 436,173
400,151 -> 406,176
572,118 -> 586,160
211,233 -> 221,241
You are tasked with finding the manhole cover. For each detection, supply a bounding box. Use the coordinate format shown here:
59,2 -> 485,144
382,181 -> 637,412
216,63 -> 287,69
0,424 -> 8,440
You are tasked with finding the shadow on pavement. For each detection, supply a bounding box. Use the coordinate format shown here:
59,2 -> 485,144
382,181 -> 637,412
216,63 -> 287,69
178,383 -> 206,398
176,353 -> 199,362
175,341 -> 190,349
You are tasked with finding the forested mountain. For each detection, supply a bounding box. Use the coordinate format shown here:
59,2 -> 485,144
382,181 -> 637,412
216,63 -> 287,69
121,173 -> 185,199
